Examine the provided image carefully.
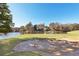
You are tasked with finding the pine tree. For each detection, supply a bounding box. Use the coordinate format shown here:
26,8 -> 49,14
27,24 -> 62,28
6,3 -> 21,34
0,3 -> 13,34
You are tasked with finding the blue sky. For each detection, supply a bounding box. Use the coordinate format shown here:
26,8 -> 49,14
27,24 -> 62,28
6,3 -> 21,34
8,3 -> 79,27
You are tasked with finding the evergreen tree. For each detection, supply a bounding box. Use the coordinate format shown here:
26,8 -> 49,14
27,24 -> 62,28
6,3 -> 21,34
0,3 -> 13,34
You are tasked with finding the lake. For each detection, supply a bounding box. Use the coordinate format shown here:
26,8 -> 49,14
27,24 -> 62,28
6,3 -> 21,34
0,32 -> 21,40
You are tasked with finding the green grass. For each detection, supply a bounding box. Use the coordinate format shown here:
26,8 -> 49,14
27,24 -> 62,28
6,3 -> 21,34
16,30 -> 79,41
6,51 -> 41,56
0,30 -> 79,56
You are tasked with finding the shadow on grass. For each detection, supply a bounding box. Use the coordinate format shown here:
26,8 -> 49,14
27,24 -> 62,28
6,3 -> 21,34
0,38 -> 48,56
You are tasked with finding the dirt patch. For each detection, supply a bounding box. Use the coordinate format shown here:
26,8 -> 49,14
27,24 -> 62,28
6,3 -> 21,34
13,38 -> 79,56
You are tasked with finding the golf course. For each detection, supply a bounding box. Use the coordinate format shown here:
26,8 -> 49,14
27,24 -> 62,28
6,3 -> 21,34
1,3 -> 79,56
0,30 -> 79,56
16,30 -> 79,41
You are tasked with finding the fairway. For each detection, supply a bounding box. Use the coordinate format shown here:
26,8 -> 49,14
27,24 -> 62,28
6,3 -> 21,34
16,30 -> 79,41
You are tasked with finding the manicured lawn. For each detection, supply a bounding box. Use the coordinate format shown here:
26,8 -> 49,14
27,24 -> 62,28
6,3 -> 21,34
16,30 -> 79,41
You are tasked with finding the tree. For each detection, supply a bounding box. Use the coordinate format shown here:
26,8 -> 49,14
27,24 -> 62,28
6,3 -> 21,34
36,24 -> 45,33
19,26 -> 25,34
0,3 -> 13,34
49,22 -> 71,33
44,26 -> 50,31
62,25 -> 70,33
25,22 -> 34,33
49,23 -> 61,33
34,24 -> 37,31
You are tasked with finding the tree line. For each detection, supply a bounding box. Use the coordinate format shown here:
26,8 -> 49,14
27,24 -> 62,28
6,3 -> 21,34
19,22 -> 79,34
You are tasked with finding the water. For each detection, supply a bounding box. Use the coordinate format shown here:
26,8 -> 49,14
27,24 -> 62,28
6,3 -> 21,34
0,32 -> 21,39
